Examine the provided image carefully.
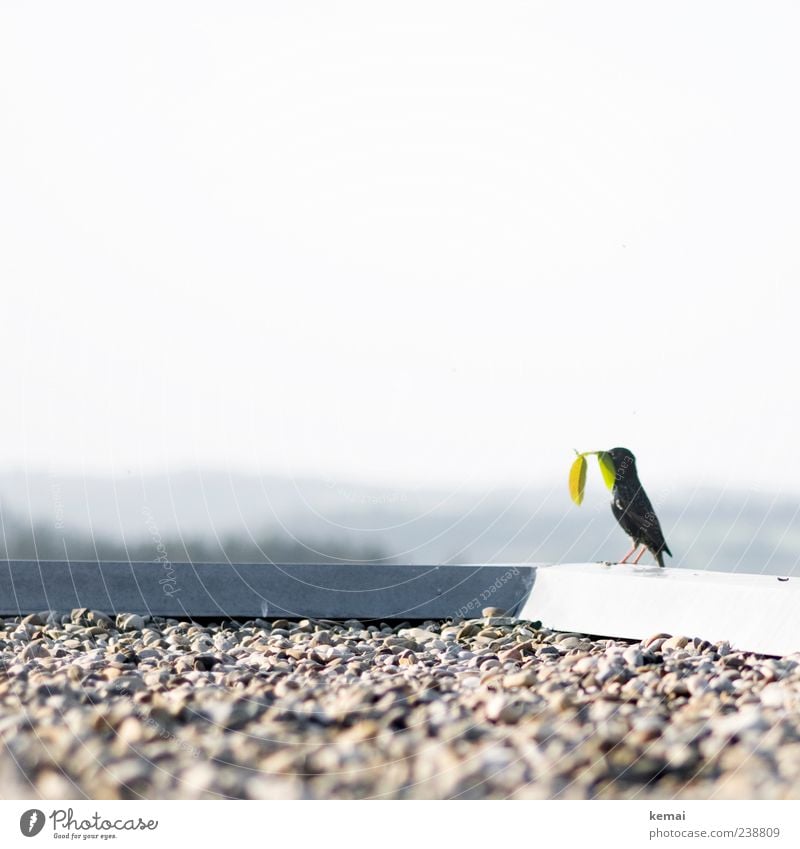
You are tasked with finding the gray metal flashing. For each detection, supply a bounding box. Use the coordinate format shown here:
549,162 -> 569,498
0,560 -> 538,620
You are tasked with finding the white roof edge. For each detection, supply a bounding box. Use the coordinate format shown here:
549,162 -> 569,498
521,562 -> 800,656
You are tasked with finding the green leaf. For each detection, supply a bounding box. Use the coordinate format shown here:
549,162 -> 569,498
597,451 -> 616,490
569,454 -> 587,505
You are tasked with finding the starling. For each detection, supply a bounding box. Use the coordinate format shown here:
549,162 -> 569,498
606,446 -> 672,568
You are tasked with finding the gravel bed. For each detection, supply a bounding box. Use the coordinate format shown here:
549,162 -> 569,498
2,609 -> 800,799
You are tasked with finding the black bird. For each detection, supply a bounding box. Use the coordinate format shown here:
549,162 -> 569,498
606,446 -> 672,568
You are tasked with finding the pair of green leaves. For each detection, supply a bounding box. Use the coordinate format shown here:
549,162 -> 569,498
569,450 -> 616,505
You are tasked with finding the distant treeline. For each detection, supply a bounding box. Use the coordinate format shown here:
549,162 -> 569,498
0,519 -> 386,564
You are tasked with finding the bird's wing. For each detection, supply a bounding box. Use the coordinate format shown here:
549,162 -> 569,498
614,488 -> 670,554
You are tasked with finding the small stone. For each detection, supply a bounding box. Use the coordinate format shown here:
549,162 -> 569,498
537,646 -> 560,657
760,683 -> 788,709
572,656 -> 597,675
456,622 -> 482,640
715,709 -> 769,738
87,610 -> 113,628
631,716 -> 663,740
622,647 -> 643,667
21,613 -> 45,626
498,645 -> 523,662
117,613 -> 146,632
485,695 -> 525,723
117,717 -> 144,744
662,635 -> 690,651
21,640 -> 49,660
397,627 -> 438,645
644,632 -> 672,648
37,771 -> 77,799
504,670 -> 536,688
108,675 -> 146,695
686,674 -> 710,696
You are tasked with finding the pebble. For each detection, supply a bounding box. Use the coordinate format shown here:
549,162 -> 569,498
117,613 -> 146,632
760,683 -> 789,709
504,670 -> 536,688
0,612 -> 797,800
644,632 -> 672,648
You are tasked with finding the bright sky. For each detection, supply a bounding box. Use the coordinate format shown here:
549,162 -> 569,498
1,2 -> 798,492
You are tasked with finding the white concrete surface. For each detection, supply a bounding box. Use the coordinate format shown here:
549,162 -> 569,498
520,562 -> 800,656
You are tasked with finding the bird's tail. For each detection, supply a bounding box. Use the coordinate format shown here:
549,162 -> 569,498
655,545 -> 672,568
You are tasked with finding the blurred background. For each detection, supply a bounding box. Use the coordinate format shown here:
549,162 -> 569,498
1,2 -> 799,574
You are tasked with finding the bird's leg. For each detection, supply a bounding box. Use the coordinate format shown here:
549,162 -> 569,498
618,544 -> 638,564
632,546 -> 647,565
